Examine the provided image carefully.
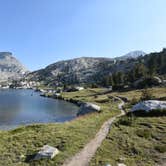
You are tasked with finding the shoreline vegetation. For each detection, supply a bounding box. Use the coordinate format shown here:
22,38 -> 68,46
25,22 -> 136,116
0,87 -> 165,165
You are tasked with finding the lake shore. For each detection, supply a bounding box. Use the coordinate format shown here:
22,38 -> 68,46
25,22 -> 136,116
0,87 -> 165,165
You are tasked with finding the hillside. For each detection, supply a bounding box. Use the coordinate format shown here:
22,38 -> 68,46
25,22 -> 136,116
0,52 -> 28,83
26,51 -> 145,86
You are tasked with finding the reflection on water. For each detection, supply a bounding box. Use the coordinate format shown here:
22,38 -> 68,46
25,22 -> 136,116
0,89 -> 79,130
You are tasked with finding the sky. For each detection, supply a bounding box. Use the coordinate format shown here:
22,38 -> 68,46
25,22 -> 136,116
0,0 -> 166,71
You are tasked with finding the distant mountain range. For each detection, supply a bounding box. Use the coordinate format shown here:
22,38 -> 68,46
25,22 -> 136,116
0,52 -> 28,83
3,50 -> 164,87
26,50 -> 146,86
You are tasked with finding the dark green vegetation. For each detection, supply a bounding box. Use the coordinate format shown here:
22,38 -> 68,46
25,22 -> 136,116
102,48 -> 166,89
0,88 -> 119,166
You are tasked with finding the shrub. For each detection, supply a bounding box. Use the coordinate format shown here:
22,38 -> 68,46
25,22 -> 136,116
136,129 -> 151,139
117,116 -> 135,126
140,89 -> 153,101
130,97 -> 139,105
130,109 -> 166,117
155,145 -> 166,153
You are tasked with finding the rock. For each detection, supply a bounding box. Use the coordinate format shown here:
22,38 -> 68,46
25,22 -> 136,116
105,164 -> 112,166
77,102 -> 101,116
153,76 -> 162,84
75,86 -> 84,91
117,163 -> 127,166
131,100 -> 166,112
54,93 -> 61,97
119,157 -> 126,162
34,145 -> 59,160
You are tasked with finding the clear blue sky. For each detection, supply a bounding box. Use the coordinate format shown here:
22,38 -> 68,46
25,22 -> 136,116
0,0 -> 166,71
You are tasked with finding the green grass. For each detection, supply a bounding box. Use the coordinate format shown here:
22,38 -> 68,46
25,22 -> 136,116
115,87 -> 166,112
111,87 -> 166,101
90,86 -> 166,166
90,116 -> 166,166
0,88 -> 119,166
0,87 -> 165,165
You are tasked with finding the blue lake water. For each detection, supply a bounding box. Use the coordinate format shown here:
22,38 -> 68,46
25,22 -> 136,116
0,89 -> 79,130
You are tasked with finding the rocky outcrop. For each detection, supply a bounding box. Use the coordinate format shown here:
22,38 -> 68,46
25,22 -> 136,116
131,100 -> 166,112
77,103 -> 101,116
34,145 -> 59,160
0,52 -> 28,83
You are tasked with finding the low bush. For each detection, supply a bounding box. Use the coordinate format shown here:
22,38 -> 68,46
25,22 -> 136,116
155,145 -> 166,153
129,109 -> 166,117
136,129 -> 151,139
140,89 -> 154,101
117,116 -> 135,126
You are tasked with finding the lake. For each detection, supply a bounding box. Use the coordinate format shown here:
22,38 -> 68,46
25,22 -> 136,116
0,89 -> 79,130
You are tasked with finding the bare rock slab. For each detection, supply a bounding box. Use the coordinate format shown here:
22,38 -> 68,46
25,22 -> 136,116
77,102 -> 101,116
34,145 -> 59,160
131,100 -> 166,112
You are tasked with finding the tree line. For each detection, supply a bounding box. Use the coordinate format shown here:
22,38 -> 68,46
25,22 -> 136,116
101,48 -> 166,89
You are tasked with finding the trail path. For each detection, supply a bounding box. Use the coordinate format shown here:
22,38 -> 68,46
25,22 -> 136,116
62,97 -> 125,166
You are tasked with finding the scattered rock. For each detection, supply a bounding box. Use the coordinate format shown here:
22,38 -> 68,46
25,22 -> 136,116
105,164 -> 112,166
77,102 -> 101,116
117,163 -> 127,166
119,157 -> 126,162
131,100 -> 166,112
34,145 -> 59,160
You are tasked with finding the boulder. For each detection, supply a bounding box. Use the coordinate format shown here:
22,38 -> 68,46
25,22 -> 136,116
117,164 -> 127,166
153,76 -> 162,84
34,145 -> 59,160
131,100 -> 166,112
77,102 -> 101,116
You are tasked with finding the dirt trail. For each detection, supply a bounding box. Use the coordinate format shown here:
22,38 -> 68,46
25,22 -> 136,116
62,97 -> 125,166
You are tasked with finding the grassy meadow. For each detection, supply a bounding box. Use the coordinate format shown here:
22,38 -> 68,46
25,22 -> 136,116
0,88 -> 120,166
0,87 -> 165,165
90,87 -> 166,166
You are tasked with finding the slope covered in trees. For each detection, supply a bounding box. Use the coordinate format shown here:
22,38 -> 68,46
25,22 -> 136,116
102,49 -> 166,89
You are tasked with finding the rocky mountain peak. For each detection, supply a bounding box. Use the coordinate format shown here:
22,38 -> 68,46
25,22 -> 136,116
0,52 -> 13,59
122,50 -> 146,59
0,52 -> 28,83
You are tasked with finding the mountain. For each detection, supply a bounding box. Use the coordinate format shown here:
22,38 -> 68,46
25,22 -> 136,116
0,52 -> 28,83
27,53 -> 142,86
115,50 -> 146,60
25,49 -> 166,87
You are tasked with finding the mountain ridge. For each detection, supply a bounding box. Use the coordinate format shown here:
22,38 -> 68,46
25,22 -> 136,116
0,52 -> 28,83
26,50 -> 146,86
